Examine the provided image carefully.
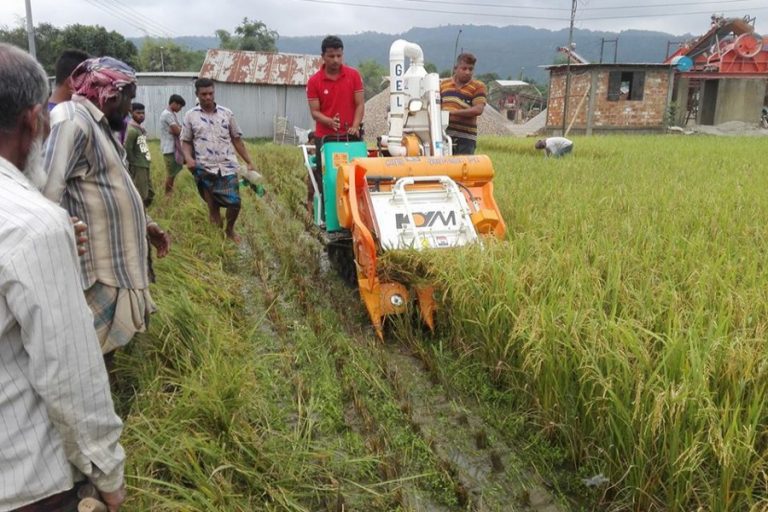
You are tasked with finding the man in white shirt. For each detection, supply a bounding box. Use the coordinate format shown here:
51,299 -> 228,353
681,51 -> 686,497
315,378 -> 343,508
0,43 -> 126,512
535,136 -> 574,157
159,94 -> 186,194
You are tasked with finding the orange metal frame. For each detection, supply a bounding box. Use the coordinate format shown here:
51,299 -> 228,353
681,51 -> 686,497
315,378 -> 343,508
336,155 -> 507,337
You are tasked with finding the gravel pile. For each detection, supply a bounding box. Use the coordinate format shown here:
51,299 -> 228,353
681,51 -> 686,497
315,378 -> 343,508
363,89 -> 513,145
688,121 -> 768,137
508,108 -> 547,137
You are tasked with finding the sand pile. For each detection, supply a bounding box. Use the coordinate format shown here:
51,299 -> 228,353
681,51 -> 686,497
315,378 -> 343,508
688,121 -> 768,137
363,89 -> 512,145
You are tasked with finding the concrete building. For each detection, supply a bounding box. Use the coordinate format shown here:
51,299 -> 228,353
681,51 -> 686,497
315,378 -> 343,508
672,76 -> 767,126
545,63 -> 675,135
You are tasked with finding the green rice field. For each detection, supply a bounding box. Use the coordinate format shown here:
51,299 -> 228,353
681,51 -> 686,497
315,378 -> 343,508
116,134 -> 768,511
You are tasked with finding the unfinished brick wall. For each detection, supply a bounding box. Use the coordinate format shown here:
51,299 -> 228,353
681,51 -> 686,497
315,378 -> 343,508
546,67 -> 672,133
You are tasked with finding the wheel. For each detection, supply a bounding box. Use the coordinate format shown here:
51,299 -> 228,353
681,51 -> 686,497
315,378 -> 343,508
734,33 -> 763,59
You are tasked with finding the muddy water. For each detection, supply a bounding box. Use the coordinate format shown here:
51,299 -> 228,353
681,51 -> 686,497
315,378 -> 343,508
383,348 -> 563,512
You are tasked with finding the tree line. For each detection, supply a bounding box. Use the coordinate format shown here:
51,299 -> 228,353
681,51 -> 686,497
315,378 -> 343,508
0,17 -> 277,74
1,18 -> 539,103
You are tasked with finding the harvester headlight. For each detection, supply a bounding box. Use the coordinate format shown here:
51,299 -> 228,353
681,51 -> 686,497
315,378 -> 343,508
407,99 -> 423,113
390,294 -> 405,307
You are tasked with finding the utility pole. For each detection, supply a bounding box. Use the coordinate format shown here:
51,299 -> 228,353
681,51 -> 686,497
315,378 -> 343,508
25,0 -> 36,58
453,29 -> 463,65
159,46 -> 166,72
561,0 -> 577,135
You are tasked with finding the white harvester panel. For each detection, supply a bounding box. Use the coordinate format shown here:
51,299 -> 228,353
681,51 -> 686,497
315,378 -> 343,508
369,176 -> 479,250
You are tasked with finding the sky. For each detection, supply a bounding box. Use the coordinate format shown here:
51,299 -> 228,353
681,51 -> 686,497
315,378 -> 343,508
2,0 -> 768,41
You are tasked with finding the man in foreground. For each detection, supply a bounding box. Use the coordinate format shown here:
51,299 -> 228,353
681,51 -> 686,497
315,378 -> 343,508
43,56 -> 171,355
535,136 -> 574,157
181,77 -> 259,243
440,52 -> 487,155
159,93 -> 186,194
0,43 -> 126,512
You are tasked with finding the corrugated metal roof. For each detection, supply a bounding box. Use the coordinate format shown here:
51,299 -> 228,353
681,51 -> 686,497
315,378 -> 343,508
199,49 -> 322,86
136,72 -> 198,78
495,80 -> 530,87
544,63 -> 673,70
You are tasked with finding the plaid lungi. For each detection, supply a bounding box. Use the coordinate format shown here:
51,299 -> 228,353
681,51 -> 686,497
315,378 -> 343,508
85,282 -> 157,354
193,167 -> 241,208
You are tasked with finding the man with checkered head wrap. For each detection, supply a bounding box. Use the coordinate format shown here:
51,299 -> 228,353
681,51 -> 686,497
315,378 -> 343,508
42,57 -> 172,357
69,56 -> 137,131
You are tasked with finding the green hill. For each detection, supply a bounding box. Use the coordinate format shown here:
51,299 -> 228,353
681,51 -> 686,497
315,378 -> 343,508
135,24 -> 692,83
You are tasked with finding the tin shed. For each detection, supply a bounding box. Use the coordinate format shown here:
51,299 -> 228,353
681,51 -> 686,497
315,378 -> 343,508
197,49 -> 322,138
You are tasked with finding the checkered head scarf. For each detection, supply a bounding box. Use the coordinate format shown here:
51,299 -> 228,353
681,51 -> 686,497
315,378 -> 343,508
70,57 -> 137,108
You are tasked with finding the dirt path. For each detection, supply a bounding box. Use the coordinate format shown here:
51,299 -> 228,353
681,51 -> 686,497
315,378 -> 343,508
233,182 -> 567,511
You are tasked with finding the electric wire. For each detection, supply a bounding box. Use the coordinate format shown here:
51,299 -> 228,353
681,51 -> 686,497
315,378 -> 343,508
400,0 -> 751,12
82,0 -> 166,38
88,0 -> 176,38
582,7 -> 768,21
296,0 -> 768,23
83,0 -> 175,38
96,0 -> 179,37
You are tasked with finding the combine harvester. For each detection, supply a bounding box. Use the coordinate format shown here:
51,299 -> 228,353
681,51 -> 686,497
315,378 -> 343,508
302,40 -> 506,337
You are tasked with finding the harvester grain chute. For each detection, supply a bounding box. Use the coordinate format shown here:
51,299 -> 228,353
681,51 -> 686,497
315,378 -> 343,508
302,40 -> 507,337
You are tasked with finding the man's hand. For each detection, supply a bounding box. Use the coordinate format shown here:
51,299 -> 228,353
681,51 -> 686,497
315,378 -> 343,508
71,216 -> 88,256
99,485 -> 126,512
185,158 -> 196,171
347,125 -> 360,137
328,113 -> 341,132
147,223 -> 171,258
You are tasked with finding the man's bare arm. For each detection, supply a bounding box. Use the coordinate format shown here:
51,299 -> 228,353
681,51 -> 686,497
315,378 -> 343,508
232,137 -> 256,169
309,99 -> 340,132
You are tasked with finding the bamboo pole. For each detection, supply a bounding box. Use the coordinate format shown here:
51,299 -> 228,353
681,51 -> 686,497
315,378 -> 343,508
565,84 -> 591,137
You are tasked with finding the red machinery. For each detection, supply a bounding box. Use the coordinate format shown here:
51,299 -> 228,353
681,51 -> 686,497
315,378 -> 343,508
666,15 -> 768,76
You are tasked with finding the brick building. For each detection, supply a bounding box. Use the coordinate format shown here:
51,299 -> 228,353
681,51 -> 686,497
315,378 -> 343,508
545,63 -> 675,135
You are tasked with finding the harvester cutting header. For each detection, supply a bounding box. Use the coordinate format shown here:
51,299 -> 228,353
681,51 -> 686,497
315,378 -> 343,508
303,39 -> 506,337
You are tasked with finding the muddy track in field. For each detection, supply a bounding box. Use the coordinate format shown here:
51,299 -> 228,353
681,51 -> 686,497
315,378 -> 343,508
240,190 -> 565,511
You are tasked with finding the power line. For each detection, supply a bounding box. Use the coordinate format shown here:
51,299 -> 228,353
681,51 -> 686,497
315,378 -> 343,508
88,0 -> 176,38
295,0 -> 571,20
82,0 -> 165,38
581,6 -> 768,20
400,0 -> 750,12
579,0 -> 750,10
96,0 -> 178,37
295,0 -> 768,24
82,0 -> 175,38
